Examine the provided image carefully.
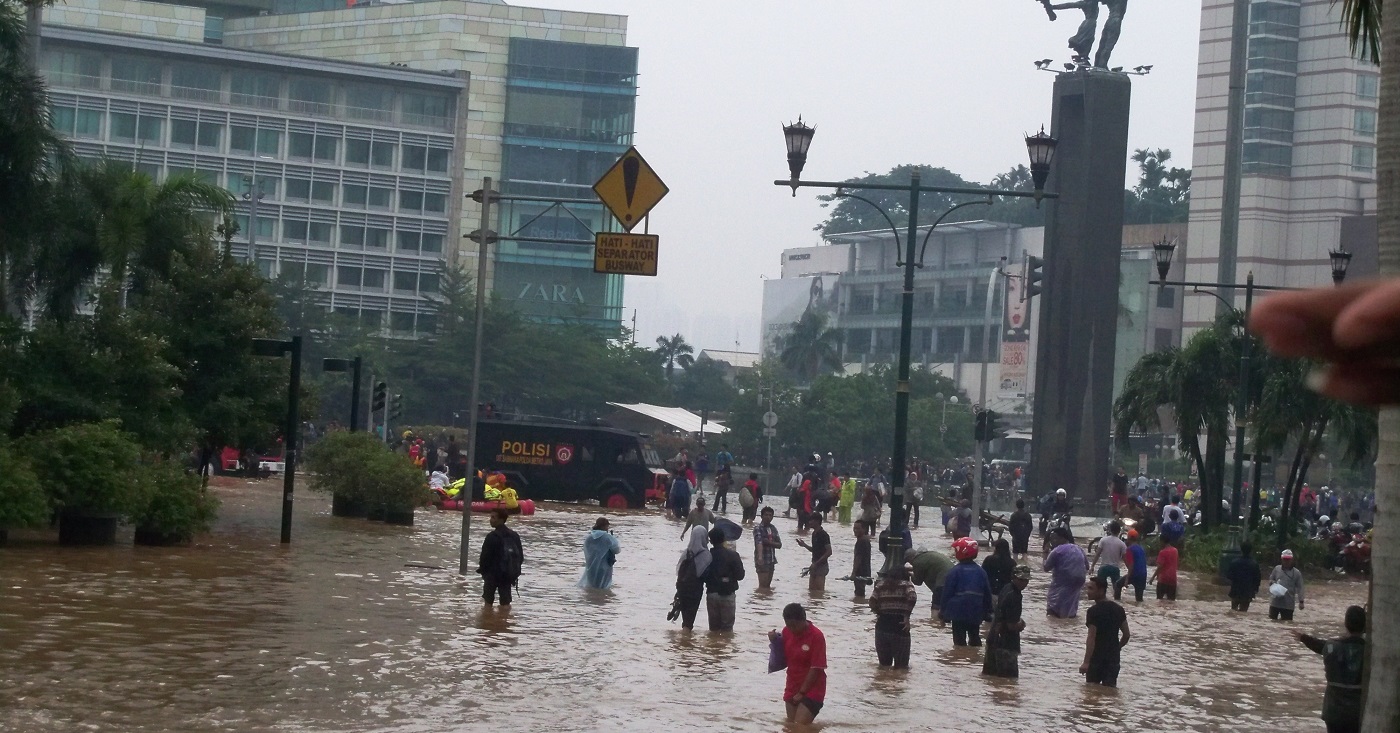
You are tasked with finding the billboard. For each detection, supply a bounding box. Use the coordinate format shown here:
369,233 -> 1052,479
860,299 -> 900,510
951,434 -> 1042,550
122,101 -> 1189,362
1000,274 -> 1031,395
760,273 -> 841,356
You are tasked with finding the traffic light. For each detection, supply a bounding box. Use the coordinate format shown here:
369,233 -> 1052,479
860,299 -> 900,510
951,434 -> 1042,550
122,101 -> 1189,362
1023,255 -> 1044,302
389,393 -> 404,421
974,409 -> 988,442
372,381 -> 387,411
986,410 -> 1008,442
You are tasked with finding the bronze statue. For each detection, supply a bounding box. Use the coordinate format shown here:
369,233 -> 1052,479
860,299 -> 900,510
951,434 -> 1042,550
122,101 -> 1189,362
1041,0 -> 1128,69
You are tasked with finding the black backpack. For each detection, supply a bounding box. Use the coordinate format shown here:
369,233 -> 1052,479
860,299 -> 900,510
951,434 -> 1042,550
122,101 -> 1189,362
498,532 -> 524,586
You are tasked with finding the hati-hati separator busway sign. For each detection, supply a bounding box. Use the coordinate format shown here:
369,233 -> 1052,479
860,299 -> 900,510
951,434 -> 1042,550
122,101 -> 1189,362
593,147 -> 669,231
594,232 -> 659,276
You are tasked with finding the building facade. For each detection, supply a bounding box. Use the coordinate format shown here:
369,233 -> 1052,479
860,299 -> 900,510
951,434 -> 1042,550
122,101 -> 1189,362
39,0 -> 467,336
1185,0 -> 1377,329
219,0 -> 637,326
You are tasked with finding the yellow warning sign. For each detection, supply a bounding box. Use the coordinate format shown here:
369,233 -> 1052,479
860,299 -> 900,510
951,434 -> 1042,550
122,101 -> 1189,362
594,233 -> 659,276
592,147 -> 669,232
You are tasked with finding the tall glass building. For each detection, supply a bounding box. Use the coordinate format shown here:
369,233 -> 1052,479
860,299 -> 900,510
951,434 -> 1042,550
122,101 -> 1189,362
495,37 -> 637,325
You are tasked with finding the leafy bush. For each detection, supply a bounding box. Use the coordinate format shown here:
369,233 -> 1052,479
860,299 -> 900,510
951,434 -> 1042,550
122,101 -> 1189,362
305,431 -> 428,512
0,447 -> 49,529
132,461 -> 219,540
1178,526 -> 1333,575
17,421 -> 148,517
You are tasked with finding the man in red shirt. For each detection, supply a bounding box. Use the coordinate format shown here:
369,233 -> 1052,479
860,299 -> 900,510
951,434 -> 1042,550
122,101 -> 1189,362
1150,539 -> 1180,601
770,603 -> 827,724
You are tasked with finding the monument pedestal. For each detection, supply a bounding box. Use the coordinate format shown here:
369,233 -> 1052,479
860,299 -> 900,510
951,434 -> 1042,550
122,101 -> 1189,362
1029,70 -> 1131,501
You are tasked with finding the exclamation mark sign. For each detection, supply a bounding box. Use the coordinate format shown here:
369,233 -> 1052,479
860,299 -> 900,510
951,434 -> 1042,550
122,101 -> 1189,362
622,155 -> 640,223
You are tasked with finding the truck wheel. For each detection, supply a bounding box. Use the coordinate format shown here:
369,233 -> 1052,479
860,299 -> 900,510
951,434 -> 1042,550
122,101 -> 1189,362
602,490 -> 631,510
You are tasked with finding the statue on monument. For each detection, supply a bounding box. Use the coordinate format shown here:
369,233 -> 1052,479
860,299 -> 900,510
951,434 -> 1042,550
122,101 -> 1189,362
1038,0 -> 1128,69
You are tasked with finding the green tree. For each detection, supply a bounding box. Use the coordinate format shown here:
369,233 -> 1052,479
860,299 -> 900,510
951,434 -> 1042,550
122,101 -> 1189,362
817,165 -> 991,237
1123,148 -> 1192,224
779,310 -> 843,383
673,356 -> 737,413
654,333 -> 694,383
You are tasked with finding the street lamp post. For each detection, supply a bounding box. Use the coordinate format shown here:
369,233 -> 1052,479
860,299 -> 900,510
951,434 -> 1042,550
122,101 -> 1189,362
253,336 -> 302,544
322,356 -> 363,432
777,119 -> 1056,574
1151,239 -> 1352,577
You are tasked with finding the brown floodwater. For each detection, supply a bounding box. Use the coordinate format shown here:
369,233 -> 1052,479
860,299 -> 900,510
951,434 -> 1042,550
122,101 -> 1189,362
0,481 -> 1368,732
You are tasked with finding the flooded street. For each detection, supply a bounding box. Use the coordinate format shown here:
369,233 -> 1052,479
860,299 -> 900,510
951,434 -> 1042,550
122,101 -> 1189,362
0,481 -> 1368,732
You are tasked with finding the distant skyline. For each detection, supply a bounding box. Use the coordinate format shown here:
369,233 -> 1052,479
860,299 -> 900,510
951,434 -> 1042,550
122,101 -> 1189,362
535,1 -> 1203,353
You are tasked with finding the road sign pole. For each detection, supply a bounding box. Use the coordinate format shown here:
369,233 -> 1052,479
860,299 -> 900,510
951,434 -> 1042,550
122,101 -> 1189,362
460,177 -> 494,576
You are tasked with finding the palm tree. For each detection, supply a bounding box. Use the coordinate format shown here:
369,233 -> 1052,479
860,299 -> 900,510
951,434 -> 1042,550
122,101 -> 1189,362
1339,3 -> 1397,730
0,0 -> 70,315
779,310 -> 843,382
654,333 -> 694,383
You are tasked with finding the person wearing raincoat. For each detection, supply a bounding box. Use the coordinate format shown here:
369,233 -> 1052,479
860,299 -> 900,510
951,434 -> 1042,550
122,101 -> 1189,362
579,518 -> 621,590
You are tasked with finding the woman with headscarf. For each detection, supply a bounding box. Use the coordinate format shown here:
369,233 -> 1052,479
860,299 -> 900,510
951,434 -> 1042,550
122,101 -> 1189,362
1042,527 -> 1088,618
982,538 -> 1017,596
669,526 -> 711,630
578,517 -> 621,590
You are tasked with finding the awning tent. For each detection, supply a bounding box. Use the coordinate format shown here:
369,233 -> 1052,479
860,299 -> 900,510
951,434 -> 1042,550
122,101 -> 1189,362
605,402 -> 729,435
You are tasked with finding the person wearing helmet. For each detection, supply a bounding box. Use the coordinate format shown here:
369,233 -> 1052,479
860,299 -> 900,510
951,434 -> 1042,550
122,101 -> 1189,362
939,538 -> 994,646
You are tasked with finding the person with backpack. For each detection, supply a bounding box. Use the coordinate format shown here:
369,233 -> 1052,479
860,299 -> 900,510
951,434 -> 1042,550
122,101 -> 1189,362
477,509 -> 523,608
739,473 -> 760,525
670,526 -> 710,630
703,526 -> 746,631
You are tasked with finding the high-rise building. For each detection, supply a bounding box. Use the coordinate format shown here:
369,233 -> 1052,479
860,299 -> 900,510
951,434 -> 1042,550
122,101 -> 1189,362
38,0 -> 637,330
1185,0 -> 1377,329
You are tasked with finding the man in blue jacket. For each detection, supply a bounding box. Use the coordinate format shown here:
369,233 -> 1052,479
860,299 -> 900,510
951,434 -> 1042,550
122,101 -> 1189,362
940,537 -> 994,646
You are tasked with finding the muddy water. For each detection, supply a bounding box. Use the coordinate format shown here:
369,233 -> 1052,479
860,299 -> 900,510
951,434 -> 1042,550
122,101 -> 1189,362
0,482 -> 1367,732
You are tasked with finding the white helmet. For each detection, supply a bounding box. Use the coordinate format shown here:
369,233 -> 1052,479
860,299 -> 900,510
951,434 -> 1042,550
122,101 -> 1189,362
1056,488 -> 1067,498
1319,515 -> 1331,526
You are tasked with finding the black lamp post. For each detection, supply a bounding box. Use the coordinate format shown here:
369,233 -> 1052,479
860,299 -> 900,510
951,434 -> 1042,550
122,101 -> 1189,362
776,119 -> 1056,577
1149,240 -> 1350,578
322,356 -> 363,432
253,336 -> 302,544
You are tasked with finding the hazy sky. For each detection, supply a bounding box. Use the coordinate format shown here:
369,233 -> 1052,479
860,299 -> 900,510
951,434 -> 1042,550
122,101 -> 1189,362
538,1 -> 1203,353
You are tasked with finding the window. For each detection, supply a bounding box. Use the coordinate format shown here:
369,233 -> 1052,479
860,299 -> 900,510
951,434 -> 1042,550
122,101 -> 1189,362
402,92 -> 450,126
75,109 -> 102,138
1354,109 -> 1377,137
43,50 -> 100,88
390,311 -> 416,333
362,268 -> 385,290
314,135 -> 338,162
231,73 -> 279,109
171,64 -> 221,102
197,121 -> 221,150
230,125 -> 255,154
138,115 -> 163,144
366,227 -> 389,249
424,193 -> 446,213
110,112 -> 137,142
343,184 -> 366,207
1156,286 -> 1176,309
337,266 -> 362,288
418,272 -> 439,293
234,214 -> 276,239
393,271 -> 417,292
289,132 -> 314,159
289,78 -> 333,115
399,190 -> 423,212
1352,144 -> 1376,171
345,138 -> 370,166
50,105 -> 75,134
1153,328 -> 1174,352
420,233 -> 443,253
340,225 -> 365,247
427,147 -> 450,173
416,314 -> 437,333
256,128 -> 281,157
346,85 -> 392,121
111,56 -> 162,94
1357,74 -> 1380,99
229,175 -> 278,199
361,309 -> 385,328
368,187 -> 392,208
396,231 -> 420,252
402,145 -> 427,171
284,220 -> 309,241
305,263 -> 329,286
172,119 -> 198,147
370,141 -> 395,168
311,181 -> 336,203
285,179 -> 311,202
308,222 -> 332,243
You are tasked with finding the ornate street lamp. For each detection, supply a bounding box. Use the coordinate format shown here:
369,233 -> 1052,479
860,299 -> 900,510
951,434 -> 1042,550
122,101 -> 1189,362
1329,248 -> 1353,285
1152,237 -> 1177,281
782,117 -> 816,195
1025,126 -> 1058,203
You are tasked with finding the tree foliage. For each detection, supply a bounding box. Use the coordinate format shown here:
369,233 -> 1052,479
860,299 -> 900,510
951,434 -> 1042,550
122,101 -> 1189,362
779,309 -> 843,383
1123,149 -> 1192,224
